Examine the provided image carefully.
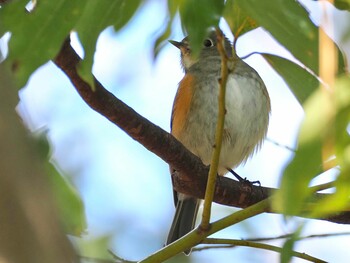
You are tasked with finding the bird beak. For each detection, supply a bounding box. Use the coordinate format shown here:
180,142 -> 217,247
169,40 -> 183,49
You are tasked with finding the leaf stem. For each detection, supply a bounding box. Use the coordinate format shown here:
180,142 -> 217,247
200,28 -> 230,231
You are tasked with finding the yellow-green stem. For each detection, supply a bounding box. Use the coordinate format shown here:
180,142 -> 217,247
200,28 -> 229,230
139,199 -> 270,263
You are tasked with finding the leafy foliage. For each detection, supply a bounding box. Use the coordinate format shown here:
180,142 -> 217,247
0,0 -> 141,87
0,0 -> 82,87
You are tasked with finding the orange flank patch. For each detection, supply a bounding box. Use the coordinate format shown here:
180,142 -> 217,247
171,74 -> 195,138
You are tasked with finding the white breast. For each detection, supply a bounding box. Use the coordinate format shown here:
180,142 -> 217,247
176,71 -> 270,175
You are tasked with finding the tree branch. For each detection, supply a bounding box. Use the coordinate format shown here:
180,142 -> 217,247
53,37 -> 350,225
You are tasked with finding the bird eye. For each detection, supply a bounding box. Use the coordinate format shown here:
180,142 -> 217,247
203,38 -> 214,47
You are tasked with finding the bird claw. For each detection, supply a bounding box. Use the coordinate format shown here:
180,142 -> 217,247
227,168 -> 260,186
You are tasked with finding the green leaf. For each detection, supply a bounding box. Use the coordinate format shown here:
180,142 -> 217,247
0,0 -> 27,36
154,0 -> 179,58
281,226 -> 303,263
274,138 -> 322,216
334,76 -> 350,166
76,235 -> 113,260
334,76 -> 350,176
281,238 -> 294,263
35,133 -> 86,236
0,0 -> 83,88
154,24 -> 172,58
75,0 -> 141,88
334,0 -> 350,10
236,0 -> 319,74
263,54 -> 319,104
273,88 -> 331,215
47,163 -> 87,236
309,76 -> 350,217
179,0 -> 225,56
316,0 -> 350,11
1,0 -> 141,88
223,0 -> 258,40
275,76 -> 350,217
337,48 -> 348,76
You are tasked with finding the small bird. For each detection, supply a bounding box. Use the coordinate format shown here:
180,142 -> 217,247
166,30 -> 270,254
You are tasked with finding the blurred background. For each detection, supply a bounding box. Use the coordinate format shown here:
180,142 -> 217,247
4,0 -> 349,262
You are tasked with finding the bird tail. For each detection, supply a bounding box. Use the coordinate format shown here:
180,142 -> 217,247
166,197 -> 200,255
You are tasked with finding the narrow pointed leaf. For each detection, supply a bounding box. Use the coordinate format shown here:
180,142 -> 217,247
263,54 -> 319,104
237,0 -> 319,74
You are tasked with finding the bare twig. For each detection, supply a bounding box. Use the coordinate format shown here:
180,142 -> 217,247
199,238 -> 327,263
108,249 -> 136,263
192,231 -> 350,252
266,137 -> 296,152
246,231 -> 350,243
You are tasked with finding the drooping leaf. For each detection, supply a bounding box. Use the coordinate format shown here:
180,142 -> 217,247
274,88 -> 331,215
236,0 -> 319,74
275,75 -> 350,217
309,76 -> 350,217
281,226 -> 303,263
153,0 -> 179,58
223,0 -> 258,41
76,235 -> 113,260
334,76 -> 350,168
281,238 -> 294,263
47,163 -> 87,236
0,0 -> 83,88
179,0 -> 225,56
154,24 -> 172,58
263,54 -> 319,104
35,133 -> 86,236
36,133 -> 86,236
75,0 -> 141,88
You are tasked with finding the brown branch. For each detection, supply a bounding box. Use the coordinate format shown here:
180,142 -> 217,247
54,37 -> 350,225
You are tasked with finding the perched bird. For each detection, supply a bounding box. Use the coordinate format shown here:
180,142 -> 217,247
166,30 -> 270,254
